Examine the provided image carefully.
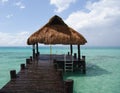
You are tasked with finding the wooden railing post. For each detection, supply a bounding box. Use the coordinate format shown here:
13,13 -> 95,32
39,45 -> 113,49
82,56 -> 85,61
68,52 -> 70,56
30,56 -> 32,62
74,53 -> 77,59
82,56 -> 86,74
26,58 -> 30,65
21,64 -> 25,70
64,79 -> 74,93
10,70 -> 16,80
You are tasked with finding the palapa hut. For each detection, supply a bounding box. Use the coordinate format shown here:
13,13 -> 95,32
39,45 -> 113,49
27,15 -> 87,60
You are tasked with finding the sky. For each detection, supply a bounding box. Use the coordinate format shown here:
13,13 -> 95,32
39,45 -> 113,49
0,0 -> 120,47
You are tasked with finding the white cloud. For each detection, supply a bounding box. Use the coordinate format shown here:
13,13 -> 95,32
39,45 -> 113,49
15,1 -> 25,9
0,31 -> 30,46
50,0 -> 76,13
6,14 -> 13,19
65,0 -> 120,46
0,0 -> 8,3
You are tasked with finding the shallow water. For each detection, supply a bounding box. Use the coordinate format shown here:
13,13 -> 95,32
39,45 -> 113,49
64,47 -> 120,93
0,46 -> 120,93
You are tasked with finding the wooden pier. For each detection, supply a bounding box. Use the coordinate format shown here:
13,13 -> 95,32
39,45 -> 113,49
0,55 -> 64,93
0,54 -> 77,93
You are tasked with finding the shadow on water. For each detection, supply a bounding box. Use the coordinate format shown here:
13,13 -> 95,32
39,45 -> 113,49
86,63 -> 111,77
64,63 -> 111,78
64,64 -> 112,93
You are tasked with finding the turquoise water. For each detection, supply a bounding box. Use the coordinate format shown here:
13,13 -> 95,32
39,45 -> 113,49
0,46 -> 120,93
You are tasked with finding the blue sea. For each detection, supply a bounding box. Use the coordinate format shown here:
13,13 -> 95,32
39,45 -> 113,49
0,46 -> 120,93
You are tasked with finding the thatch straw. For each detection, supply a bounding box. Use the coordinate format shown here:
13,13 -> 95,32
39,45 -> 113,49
27,15 -> 87,45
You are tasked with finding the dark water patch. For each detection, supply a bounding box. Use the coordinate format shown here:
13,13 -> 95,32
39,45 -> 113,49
64,63 -> 111,78
86,63 -> 111,77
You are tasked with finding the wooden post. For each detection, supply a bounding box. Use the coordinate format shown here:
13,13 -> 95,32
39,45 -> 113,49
82,56 -> 86,74
78,45 -> 80,60
10,70 -> 16,79
33,44 -> 35,60
68,52 -> 70,56
36,43 -> 39,55
30,56 -> 32,62
64,79 -> 74,93
21,64 -> 25,70
83,61 -> 86,74
82,56 -> 85,61
35,53 -> 38,59
74,53 -> 77,59
26,59 -> 30,64
70,44 -> 73,55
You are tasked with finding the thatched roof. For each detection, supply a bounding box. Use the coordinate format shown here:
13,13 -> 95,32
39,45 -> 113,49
27,15 -> 87,45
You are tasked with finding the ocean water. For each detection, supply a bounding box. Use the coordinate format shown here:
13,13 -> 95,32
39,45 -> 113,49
0,46 -> 120,93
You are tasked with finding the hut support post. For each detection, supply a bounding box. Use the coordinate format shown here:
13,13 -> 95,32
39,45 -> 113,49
70,44 -> 73,55
32,44 -> 35,60
78,45 -> 80,60
36,43 -> 39,55
36,43 -> 39,60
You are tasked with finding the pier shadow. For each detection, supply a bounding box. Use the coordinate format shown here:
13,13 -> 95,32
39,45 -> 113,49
64,63 -> 111,77
86,63 -> 111,77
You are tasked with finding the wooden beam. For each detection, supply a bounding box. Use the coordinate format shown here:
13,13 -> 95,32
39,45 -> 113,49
78,45 -> 80,60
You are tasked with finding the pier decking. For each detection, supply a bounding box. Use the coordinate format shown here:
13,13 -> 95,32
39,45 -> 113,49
0,54 -> 85,93
0,55 -> 65,93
